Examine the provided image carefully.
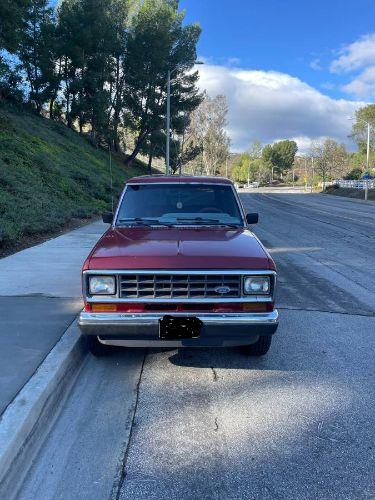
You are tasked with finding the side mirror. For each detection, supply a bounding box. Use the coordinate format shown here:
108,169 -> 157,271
246,213 -> 259,225
102,212 -> 114,224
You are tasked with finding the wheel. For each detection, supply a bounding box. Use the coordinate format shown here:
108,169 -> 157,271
241,335 -> 273,356
86,336 -> 111,357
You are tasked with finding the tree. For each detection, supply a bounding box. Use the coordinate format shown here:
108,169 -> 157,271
108,0 -> 131,151
169,112 -> 202,174
17,0 -> 59,113
0,0 -> 31,53
261,140 -> 298,181
272,140 -> 298,173
345,167 -> 363,180
57,0 -> 131,143
185,94 -> 230,175
0,57 -> 24,102
311,138 -> 349,188
261,144 -> 276,182
249,140 -> 263,160
123,0 -> 202,165
231,153 -> 250,183
351,104 -> 375,153
0,0 -> 30,101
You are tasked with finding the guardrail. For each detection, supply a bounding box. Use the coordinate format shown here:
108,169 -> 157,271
336,179 -> 375,190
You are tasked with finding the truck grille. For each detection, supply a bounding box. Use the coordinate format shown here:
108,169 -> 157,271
119,274 -> 241,299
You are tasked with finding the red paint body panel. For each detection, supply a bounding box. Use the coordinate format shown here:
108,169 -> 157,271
87,227 -> 275,271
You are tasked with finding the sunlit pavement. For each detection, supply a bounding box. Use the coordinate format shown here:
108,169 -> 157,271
0,221 -> 106,415
17,191 -> 375,499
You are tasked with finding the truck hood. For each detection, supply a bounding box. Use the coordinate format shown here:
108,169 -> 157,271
87,227 -> 274,271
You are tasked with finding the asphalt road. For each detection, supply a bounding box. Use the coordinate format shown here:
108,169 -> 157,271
16,191 -> 375,500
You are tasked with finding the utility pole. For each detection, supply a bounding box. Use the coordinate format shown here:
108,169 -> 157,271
311,157 -> 314,193
225,158 -> 228,178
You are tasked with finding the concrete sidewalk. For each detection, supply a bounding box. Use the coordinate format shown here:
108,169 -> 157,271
0,221 -> 106,414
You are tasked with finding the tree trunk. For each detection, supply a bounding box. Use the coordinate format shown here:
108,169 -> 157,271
49,97 -> 55,120
113,132 -> 121,153
66,90 -> 72,128
124,131 -> 148,166
148,147 -> 154,174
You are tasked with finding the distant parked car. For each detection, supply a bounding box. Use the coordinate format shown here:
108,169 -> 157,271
249,182 -> 260,188
79,175 -> 279,357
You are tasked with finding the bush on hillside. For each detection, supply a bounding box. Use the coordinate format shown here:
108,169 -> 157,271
344,167 -> 363,180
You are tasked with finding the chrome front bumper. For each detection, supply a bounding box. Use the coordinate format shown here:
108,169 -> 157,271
78,310 -> 279,347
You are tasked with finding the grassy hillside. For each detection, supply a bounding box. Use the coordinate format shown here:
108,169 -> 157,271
0,104 -> 151,251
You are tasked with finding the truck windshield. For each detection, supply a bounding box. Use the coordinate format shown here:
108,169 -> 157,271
116,184 -> 244,227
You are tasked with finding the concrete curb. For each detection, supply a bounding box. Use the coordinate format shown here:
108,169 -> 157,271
0,321 -> 86,496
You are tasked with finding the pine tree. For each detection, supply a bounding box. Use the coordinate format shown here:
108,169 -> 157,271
17,0 -> 59,113
123,0 -> 202,164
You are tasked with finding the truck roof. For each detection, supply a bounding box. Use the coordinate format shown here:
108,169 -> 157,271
126,175 -> 233,185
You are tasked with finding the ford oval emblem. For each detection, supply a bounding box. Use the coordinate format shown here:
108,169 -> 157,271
215,286 -> 231,295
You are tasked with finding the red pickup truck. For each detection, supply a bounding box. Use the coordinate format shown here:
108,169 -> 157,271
79,175 -> 278,356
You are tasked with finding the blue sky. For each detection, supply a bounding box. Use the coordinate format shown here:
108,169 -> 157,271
181,0 -> 375,100
180,0 -> 375,151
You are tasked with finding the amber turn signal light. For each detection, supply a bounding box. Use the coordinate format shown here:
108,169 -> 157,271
91,303 -> 117,312
242,303 -> 270,312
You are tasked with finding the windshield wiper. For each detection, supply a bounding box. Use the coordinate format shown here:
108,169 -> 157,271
176,217 -> 241,229
118,218 -> 173,227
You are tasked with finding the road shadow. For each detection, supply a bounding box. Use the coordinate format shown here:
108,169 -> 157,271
167,346 -> 279,371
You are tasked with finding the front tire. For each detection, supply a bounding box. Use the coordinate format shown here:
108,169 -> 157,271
86,336 -> 111,357
241,335 -> 273,356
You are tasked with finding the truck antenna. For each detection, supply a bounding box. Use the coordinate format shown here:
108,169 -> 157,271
109,145 -> 114,214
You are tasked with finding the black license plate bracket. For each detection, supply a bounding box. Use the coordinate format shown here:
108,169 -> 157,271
159,316 -> 202,340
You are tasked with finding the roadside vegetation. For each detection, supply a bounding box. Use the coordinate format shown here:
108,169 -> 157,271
0,0 -> 203,253
225,104 -> 375,191
0,104 -> 151,253
324,185 -> 375,201
0,0 -> 202,169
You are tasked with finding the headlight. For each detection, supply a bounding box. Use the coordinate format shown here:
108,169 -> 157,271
89,276 -> 116,295
243,276 -> 270,295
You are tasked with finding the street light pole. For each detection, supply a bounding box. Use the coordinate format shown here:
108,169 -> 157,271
365,121 -> 370,201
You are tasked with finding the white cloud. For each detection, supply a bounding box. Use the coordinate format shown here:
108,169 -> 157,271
197,64 -> 365,152
331,34 -> 375,74
342,66 -> 375,98
329,33 -> 375,99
